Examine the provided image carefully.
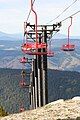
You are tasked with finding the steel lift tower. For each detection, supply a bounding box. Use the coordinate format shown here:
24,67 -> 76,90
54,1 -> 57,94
21,0 -> 61,109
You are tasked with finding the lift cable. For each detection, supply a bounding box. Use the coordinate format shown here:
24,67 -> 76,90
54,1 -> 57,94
26,0 -> 36,22
60,10 -> 80,22
47,0 -> 79,24
48,10 -> 80,40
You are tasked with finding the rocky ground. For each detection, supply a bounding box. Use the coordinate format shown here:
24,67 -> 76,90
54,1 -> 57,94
1,97 -> 80,120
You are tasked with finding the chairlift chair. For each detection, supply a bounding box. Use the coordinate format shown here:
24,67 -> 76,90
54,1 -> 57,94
61,17 -> 75,51
20,57 -> 28,63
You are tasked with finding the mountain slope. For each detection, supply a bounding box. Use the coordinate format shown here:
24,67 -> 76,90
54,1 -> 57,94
0,48 -> 80,72
0,31 -> 22,41
48,44 -> 80,72
0,37 -> 80,72
0,68 -> 80,114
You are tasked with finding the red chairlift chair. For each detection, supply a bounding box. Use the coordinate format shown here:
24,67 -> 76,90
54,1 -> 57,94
19,104 -> 25,112
61,17 -> 75,51
20,107 -> 25,112
47,51 -> 54,57
22,0 -> 54,56
20,57 -> 28,63
21,0 -> 47,56
21,42 -> 47,51
19,79 -> 27,87
22,42 -> 55,56
19,79 -> 30,88
21,42 -> 48,55
61,44 -> 75,51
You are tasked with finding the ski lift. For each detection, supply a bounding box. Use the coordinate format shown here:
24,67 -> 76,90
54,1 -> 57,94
61,44 -> 75,51
21,42 -> 48,55
20,107 -> 25,112
21,70 -> 26,78
21,0 -> 48,56
19,79 -> 26,87
19,104 -> 25,112
19,79 -> 30,88
47,51 -> 54,57
22,0 -> 48,56
61,17 -> 75,51
21,42 -> 47,51
20,57 -> 28,63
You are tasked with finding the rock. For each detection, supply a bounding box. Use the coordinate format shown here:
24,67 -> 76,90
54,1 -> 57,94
1,97 -> 80,120
72,96 -> 80,100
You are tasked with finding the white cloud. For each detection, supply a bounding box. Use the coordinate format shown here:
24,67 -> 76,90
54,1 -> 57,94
4,48 -> 16,51
0,45 -> 5,47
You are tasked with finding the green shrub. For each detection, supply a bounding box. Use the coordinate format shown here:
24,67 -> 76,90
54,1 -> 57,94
0,106 -> 8,117
76,117 -> 80,120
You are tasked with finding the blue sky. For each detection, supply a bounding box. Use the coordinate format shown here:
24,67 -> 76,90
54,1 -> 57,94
0,0 -> 80,36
